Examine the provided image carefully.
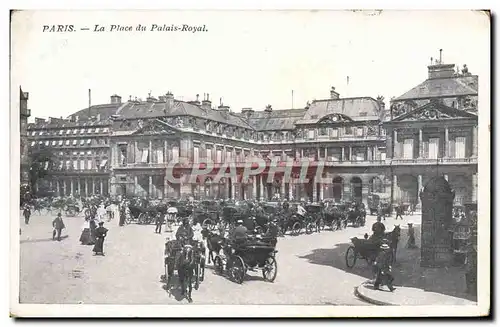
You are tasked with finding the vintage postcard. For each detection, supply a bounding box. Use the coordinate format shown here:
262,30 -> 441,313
9,9 -> 490,317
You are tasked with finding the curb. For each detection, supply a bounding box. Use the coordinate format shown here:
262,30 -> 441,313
354,284 -> 395,306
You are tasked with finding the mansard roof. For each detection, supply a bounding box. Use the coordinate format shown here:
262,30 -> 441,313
298,97 -> 382,124
107,100 -> 254,129
393,75 -> 478,101
247,108 -> 307,131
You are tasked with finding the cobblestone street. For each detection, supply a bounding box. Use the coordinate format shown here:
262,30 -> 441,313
20,212 -> 435,305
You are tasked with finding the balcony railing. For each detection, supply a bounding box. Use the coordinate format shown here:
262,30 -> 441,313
391,157 -> 477,165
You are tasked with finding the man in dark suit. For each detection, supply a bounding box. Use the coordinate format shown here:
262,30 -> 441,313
52,213 -> 65,241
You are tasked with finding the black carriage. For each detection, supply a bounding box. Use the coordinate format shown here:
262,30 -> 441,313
64,204 -> 80,217
213,237 -> 278,284
127,205 -> 157,224
305,204 -> 324,232
367,193 -> 391,216
345,236 -> 393,268
221,205 -> 243,228
323,203 -> 347,231
163,239 -> 205,291
345,203 -> 366,228
194,200 -> 220,229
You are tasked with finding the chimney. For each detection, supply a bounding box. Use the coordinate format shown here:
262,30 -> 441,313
241,107 -> 254,118
376,96 -> 385,110
165,91 -> 174,109
110,94 -> 122,104
264,104 -> 273,113
427,49 -> 455,79
330,86 -> 340,99
201,93 -> 212,110
96,114 -> 101,121
218,104 -> 230,113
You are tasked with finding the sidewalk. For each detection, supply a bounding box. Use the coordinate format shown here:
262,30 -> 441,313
353,219 -> 478,305
355,281 -> 477,306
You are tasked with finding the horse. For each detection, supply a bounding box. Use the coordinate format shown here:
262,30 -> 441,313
177,244 -> 195,302
201,228 -> 225,264
384,225 -> 401,263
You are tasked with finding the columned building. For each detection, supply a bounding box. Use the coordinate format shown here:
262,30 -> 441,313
385,60 -> 478,208
25,55 -> 479,205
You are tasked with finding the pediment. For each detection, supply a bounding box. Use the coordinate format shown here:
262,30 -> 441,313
131,119 -> 180,136
392,102 -> 477,122
318,113 -> 353,124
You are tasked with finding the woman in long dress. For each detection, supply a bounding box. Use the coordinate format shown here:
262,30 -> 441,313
93,222 -> 108,255
79,219 -> 92,245
88,218 -> 97,245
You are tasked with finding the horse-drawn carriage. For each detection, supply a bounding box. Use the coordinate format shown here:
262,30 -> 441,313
213,235 -> 278,284
193,200 -> 220,229
162,238 -> 205,302
367,193 -> 392,216
305,203 -> 324,232
345,202 -> 366,227
127,205 -> 153,224
64,203 -> 80,217
345,225 -> 401,268
323,203 -> 348,230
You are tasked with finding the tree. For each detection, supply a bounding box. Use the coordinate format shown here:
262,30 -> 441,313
27,144 -> 60,196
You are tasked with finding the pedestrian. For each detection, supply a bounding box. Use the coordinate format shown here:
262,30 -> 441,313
395,204 -> 404,220
52,213 -> 66,241
93,222 -> 108,256
155,212 -> 165,234
97,204 -> 106,222
406,223 -> 418,249
119,202 -> 126,227
373,243 -> 396,292
23,204 -> 31,225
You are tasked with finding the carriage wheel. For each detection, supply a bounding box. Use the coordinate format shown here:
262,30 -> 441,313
214,256 -> 224,275
125,214 -> 132,224
345,246 -> 357,268
138,213 -> 147,224
230,256 -> 246,284
292,222 -> 302,236
305,222 -> 314,234
262,256 -> 277,282
319,219 -> 326,231
202,218 -> 214,230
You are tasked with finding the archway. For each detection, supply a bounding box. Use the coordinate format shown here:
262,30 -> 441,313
398,175 -> 418,205
350,176 -> 362,203
369,176 -> 384,193
332,176 -> 343,202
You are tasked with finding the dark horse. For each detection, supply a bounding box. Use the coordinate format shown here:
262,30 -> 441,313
178,244 -> 195,302
384,225 -> 401,263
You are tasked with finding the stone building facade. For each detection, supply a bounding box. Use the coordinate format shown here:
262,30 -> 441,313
20,87 -> 31,185
25,58 -> 478,205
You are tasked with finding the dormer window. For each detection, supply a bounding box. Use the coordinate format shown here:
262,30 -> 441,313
345,126 -> 353,135
319,127 -> 328,136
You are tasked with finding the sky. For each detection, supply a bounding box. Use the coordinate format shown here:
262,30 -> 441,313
11,10 -> 490,121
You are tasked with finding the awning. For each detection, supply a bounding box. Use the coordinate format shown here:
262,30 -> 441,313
30,141 -> 35,146
80,140 -> 85,145
100,159 -> 108,168
52,141 -> 56,146
58,140 -> 63,145
44,161 -> 49,170
87,139 -> 92,144
72,140 -> 77,145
